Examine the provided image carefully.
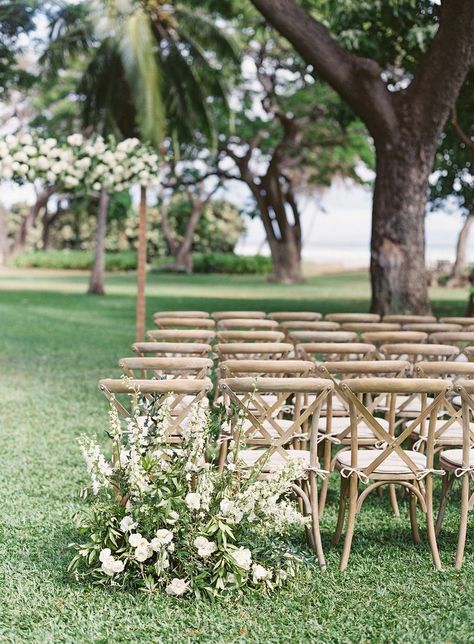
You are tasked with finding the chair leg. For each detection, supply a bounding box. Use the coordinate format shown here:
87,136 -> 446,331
455,474 -> 470,569
318,440 -> 332,516
435,472 -> 453,536
309,472 -> 326,570
333,476 -> 348,545
217,438 -> 228,473
409,490 -> 420,544
425,475 -> 442,571
340,475 -> 358,571
389,483 -> 400,517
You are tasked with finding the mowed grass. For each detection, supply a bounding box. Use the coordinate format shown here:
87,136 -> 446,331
0,268 -> 473,643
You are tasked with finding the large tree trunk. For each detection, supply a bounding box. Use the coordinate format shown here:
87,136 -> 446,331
88,190 -> 109,295
267,231 -> 303,283
11,188 -> 53,256
447,216 -> 473,287
370,141 -> 432,315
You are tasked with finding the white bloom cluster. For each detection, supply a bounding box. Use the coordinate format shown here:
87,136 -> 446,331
193,536 -> 217,558
78,435 -> 113,495
99,548 -> 125,576
0,133 -> 160,193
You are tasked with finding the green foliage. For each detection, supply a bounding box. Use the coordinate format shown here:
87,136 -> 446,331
0,0 -> 37,95
10,250 -> 137,271
191,252 -> 272,275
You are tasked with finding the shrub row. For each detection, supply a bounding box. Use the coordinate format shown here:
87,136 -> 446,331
192,252 -> 272,275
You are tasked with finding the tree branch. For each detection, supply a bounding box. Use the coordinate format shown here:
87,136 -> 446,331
451,104 -> 474,151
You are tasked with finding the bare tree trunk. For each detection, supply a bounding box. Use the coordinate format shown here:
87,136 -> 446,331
11,188 -> 53,256
267,231 -> 303,283
88,190 -> 109,295
0,204 -> 10,265
447,216 -> 473,287
370,141 -> 432,315
135,187 -> 147,341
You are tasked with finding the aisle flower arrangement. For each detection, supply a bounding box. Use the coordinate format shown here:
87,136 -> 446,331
70,395 -> 308,598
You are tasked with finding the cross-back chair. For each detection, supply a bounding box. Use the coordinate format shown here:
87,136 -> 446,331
212,311 -> 267,320
315,360 -> 410,515
325,313 -> 380,323
437,379 -> 474,567
340,322 -> 400,333
288,331 -> 358,345
216,318 -> 278,331
429,332 -> 474,356
268,311 -> 322,322
361,330 -> 428,348
119,357 -> 213,380
403,323 -> 462,334
215,341 -> 293,362
98,377 -> 212,444
333,377 -> 451,570
147,329 -> 216,344
132,341 -> 212,358
439,317 -> 474,327
279,321 -> 340,338
216,330 -> 285,343
153,310 -> 210,319
295,342 -> 377,364
383,314 -> 437,325
153,317 -> 216,330
219,376 -> 334,568
379,343 -> 460,371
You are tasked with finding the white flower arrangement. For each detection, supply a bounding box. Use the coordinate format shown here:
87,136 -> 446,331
70,394 -> 306,599
0,133 -> 160,193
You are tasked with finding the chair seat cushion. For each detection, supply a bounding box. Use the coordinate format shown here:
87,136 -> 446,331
319,416 -> 390,439
335,449 -> 426,476
440,448 -> 474,468
452,395 -> 462,408
238,449 -> 310,472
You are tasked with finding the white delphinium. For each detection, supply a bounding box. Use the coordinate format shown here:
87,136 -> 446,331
78,434 -> 113,495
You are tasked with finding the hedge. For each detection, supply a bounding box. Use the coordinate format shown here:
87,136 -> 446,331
192,252 -> 272,275
10,250 -> 137,271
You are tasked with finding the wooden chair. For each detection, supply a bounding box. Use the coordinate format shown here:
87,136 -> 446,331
439,317 -> 474,327
268,311 -> 322,322
429,332 -> 474,355
333,377 -> 451,570
464,346 -> 474,362
315,360 -> 410,515
219,376 -> 334,568
216,330 -> 285,343
288,331 -> 358,345
383,314 -> 437,325
98,377 -> 213,443
147,329 -> 216,344
153,310 -> 210,319
437,379 -> 474,567
296,342 -> 377,364
379,343 -> 460,371
212,311 -> 267,320
280,321 -> 340,340
403,323 -> 462,334
361,330 -> 428,348
215,341 -> 293,362
325,313 -> 380,323
153,317 -> 216,330
340,322 -> 400,333
216,318 -> 278,331
132,341 -> 212,358
119,357 -> 213,380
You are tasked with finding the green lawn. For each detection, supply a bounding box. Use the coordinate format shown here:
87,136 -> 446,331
1,269 -> 473,642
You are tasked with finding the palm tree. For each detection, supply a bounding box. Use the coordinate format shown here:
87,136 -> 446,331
39,0 -> 239,295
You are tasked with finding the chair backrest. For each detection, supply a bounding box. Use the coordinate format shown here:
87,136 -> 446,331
288,331 -> 358,344
280,321 -> 340,333
361,331 -> 428,346
317,359 -> 410,380
340,322 -> 401,333
267,311 -> 322,321
296,342 -> 377,362
219,377 -> 333,457
216,318 -> 278,331
439,317 -> 474,327
429,332 -> 474,350
153,310 -> 210,319
383,314 -> 437,324
325,313 -> 380,323
119,357 -> 213,379
212,311 -> 267,320
132,341 -> 212,357
452,379 -> 474,464
98,377 -> 212,443
403,323 -> 462,333
147,329 -> 216,343
380,343 -> 460,365
215,342 -> 293,361
219,359 -> 316,378
339,377 -> 452,478
415,360 -> 474,381
216,330 -> 285,343
153,317 -> 216,330
464,346 -> 474,361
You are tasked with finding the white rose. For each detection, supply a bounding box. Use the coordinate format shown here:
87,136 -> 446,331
155,528 -> 173,544
230,547 -> 252,571
67,133 -> 83,146
119,515 -> 137,532
92,182 -> 102,191
135,539 -> 153,562
111,558 -> 125,574
193,536 -> 217,558
99,548 -> 112,562
252,563 -> 270,582
128,532 -> 142,547
185,492 -> 201,511
165,578 -> 189,596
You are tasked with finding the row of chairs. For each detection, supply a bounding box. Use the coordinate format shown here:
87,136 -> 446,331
97,310 -> 474,571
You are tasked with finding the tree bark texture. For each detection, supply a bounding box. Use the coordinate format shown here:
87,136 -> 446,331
12,188 -> 53,256
447,215 -> 474,286
88,189 -> 109,295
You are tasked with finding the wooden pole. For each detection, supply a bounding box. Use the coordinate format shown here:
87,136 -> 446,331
136,186 -> 147,341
